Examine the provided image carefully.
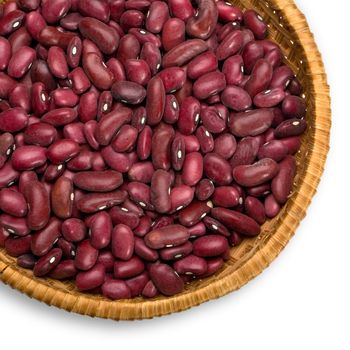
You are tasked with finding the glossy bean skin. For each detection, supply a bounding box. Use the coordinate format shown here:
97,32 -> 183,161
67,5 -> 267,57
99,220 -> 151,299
151,169 -> 172,213
243,10 -> 267,40
214,133 -> 237,160
49,259 -> 78,280
230,136 -> 260,168
187,51 -> 218,80
47,46 -> 69,79
245,59 -> 273,98
109,205 -> 140,229
146,76 -> 166,125
0,214 -> 29,237
42,108 -> 78,127
8,46 -> 36,79
274,119 -> 307,139
101,279 -> 131,300
221,85 -> 252,111
151,123 -> 175,170
95,107 -> 132,145
120,10 -> 144,31
217,2 -> 242,22
114,256 -> 144,278
173,254 -> 207,276
146,1 -> 169,34
229,108 -> 274,138
195,178 -> 214,201
282,95 -> 307,119
178,201 -> 211,227
0,188 -> 27,217
128,28 -> 161,47
144,224 -> 189,249
111,81 -> 146,105
270,65 -> 294,90
125,59 -> 151,87
0,107 -> 28,133
148,263 -> 184,296
171,135 -> 185,171
52,88 -> 79,108
186,0 -> 218,40
79,17 -> 119,55
111,224 -> 134,260
137,126 -> 152,160
11,145 -> 47,171
232,158 -> 279,187
200,106 -> 226,134
89,211 -> 112,249
140,42 -> 161,76
222,55 -> 244,86
244,196 -> 266,224
211,207 -> 260,236
216,30 -> 242,61
193,71 -> 226,100
162,18 -> 185,52
203,216 -> 230,237
0,37 -> 11,71
47,139 -> 80,164
75,239 -> 99,271
182,152 -> 203,186
62,218 -> 86,242
157,67 -> 186,94
17,253 -> 36,269
51,176 -> 74,219
162,39 -> 208,68
134,237 -> 158,262
271,155 -> 296,204
264,194 -> 281,218
258,140 -> 289,162
31,217 -> 61,256
212,186 -> 240,208
170,185 -> 194,212
193,235 -> 228,257
73,170 -> 123,192
168,0 -> 194,21
196,126 -> 214,153
78,0 -> 110,22
177,97 -> 201,135
128,161 -> 154,183
76,263 -> 106,291
254,87 -> 286,108
0,162 -> 19,188
203,153 -> 232,185
23,180 -> 50,231
76,190 -> 127,213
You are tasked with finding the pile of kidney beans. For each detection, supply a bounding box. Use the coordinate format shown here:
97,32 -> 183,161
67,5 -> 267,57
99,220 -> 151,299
0,0 -> 307,299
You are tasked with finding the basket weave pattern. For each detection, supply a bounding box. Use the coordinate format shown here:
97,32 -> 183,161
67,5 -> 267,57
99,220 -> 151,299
0,0 -> 331,320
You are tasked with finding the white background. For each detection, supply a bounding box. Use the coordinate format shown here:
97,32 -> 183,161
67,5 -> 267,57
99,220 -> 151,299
1,1 -> 349,349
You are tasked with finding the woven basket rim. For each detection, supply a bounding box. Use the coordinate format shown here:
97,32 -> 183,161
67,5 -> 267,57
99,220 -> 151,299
0,0 -> 331,320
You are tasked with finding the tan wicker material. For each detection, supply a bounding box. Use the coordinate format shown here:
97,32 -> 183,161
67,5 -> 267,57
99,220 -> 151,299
0,0 -> 331,320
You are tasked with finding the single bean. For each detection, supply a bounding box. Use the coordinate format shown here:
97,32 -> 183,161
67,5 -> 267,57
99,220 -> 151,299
75,239 -> 98,271
42,108 -> 78,127
140,42 -> 161,75
128,161 -> 154,183
212,186 -> 240,208
60,12 -> 83,31
282,95 -> 307,119
193,71 -> 226,100
243,10 -> 267,39
254,87 -> 285,108
0,10 -> 25,36
117,34 -> 140,65
125,271 -> 150,297
270,65 -> 295,90
280,136 -> 302,155
111,81 -> 146,105
193,235 -> 228,257
120,10 -> 144,31
244,196 -> 266,224
203,216 -> 230,236
17,253 -> 36,269
151,123 -> 175,170
101,279 -> 131,300
274,119 -> 307,139
0,107 -> 28,132
200,257 -> 224,277
195,179 -> 214,201
214,133 -> 237,160
258,140 -> 289,162
0,214 -> 30,237
146,76 -> 166,125
245,59 -> 273,97
78,0 -> 110,22
162,18 -> 185,52
168,0 -> 194,21
47,139 -> 80,164
109,205 -> 140,229
33,248 -> 62,277
128,28 -> 161,47
174,254 -> 207,276
150,169 -> 172,213
0,188 -> 27,217
217,2 -> 243,22
125,0 -> 150,11
221,85 -> 252,111
200,106 -> 226,133
11,145 -> 47,171
157,67 -> 186,94
169,185 -> 194,212
146,1 -> 169,34
47,46 -> 69,79
203,152 -> 232,185
216,30 -> 242,60
148,263 -> 184,296
76,263 -> 106,291
49,259 -> 78,280
211,207 -> 260,236
264,194 -> 281,218
51,176 -> 74,219
177,96 -> 201,135
196,126 -> 214,153
0,37 -> 11,71
134,237 -> 158,261
178,200 -> 212,227
246,183 -> 271,197
114,256 -> 144,278
182,152 -> 203,186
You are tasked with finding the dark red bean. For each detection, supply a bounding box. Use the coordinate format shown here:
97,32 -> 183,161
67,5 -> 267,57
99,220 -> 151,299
101,279 -> 131,300
151,123 -> 175,170
274,119 -> 307,139
148,262 -> 183,296
114,256 -> 144,278
173,254 -> 207,276
111,81 -> 146,105
178,201 -> 211,227
146,76 -> 166,126
169,185 -> 194,212
0,188 -> 27,217
0,214 -> 30,237
75,239 -> 98,271
0,107 -> 28,133
264,194 -> 281,218
33,248 -> 62,277
243,10 -> 267,39
193,71 -> 226,100
74,170 -> 123,192
211,207 -> 260,236
88,211 -> 112,249
109,205 -> 140,229
282,95 -> 307,119
244,196 -> 266,224
111,224 -> 134,260
212,186 -> 240,208
193,235 -> 228,257
49,259 -> 78,280
0,37 -> 11,70
162,18 -> 185,52
217,30 -> 242,61
42,108 -> 78,127
17,253 -> 36,269
76,263 -> 106,291
146,1 -> 169,34
78,0 -> 110,22
221,85 -> 252,111
214,133 -> 237,160
200,106 -> 226,134
11,145 -> 47,171
203,152 -> 232,185
150,169 -> 171,213
258,140 -> 289,162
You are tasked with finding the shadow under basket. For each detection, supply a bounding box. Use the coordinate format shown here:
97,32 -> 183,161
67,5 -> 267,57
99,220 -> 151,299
0,0 -> 331,320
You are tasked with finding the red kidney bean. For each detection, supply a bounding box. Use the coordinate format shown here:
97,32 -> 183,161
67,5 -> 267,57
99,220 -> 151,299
203,216 -> 230,237
288,77 -> 302,95
170,135 -> 185,171
193,235 -> 228,257
174,254 -> 207,276
274,118 -> 307,139
216,30 -> 242,61
111,125 -> 137,152
106,59 -> 125,83
111,224 -> 134,260
110,205 -> 140,228
229,108 -> 274,138
0,9 -> 25,36
76,190 -> 127,213
23,180 -> 50,231
66,37 -> 82,69
79,17 -> 119,55
214,133 -> 237,160
0,214 -> 30,237
67,67 -> 90,94
11,145 -> 47,171
8,83 -> 30,112
159,241 -> 192,261
157,67 -> 186,94
199,106 -> 225,134
258,140 -> 289,162
128,27 -> 161,47
178,200 -> 211,227
242,41 -> 264,73
145,76 -> 165,126
168,0 -> 194,21
246,183 -> 271,198
114,256 -> 144,278
230,136 -> 260,168
140,42 -> 161,76
0,107 -> 28,132
151,123 -> 174,170
47,46 -> 69,79
279,136 -> 302,155
181,152 -> 203,186
193,71 -> 226,100
136,126 -> 152,160
51,176 -> 74,219
116,34 -> 140,65
217,2 -> 242,22
254,87 -> 285,108
67,149 -> 93,171
196,125 -> 214,154
232,158 -> 279,187
101,279 -> 131,300
17,253 -> 36,269
245,59 -> 273,98
0,162 -> 19,188
134,215 -> 152,237
169,185 -> 194,212
148,262 -> 183,296
87,211 -> 112,249
282,95 -> 306,119
163,39 -> 208,68
62,218 -> 86,243
5,234 -> 32,257
212,186 -> 240,208
16,0 -> 40,11
78,0 -> 110,23
203,153 -> 232,185
243,10 -> 267,40
128,161 -> 154,183
76,263 -> 105,291
41,0 -> 71,24
30,217 -> 61,256
194,179 -> 213,201
125,0 -> 150,11
211,207 -> 260,236
74,170 -> 123,192
120,10 -> 144,31
124,59 -> 151,86
134,236 -> 158,261
96,250 -> 114,272
244,196 -> 266,224
131,106 -> 146,132
49,259 -> 77,279
124,270 -> 149,297
221,85 -> 252,111
63,122 -> 86,144
33,248 -> 62,277
150,169 -> 171,213
31,59 -> 57,93
0,37 -> 11,71
186,0 -> 218,40
42,108 -> 78,127
142,279 -> 159,298
47,139 -> 80,164
144,224 -> 188,249
162,18 -> 185,52
111,81 -> 146,105
60,12 -> 83,31
0,188 -> 27,217
264,194 -> 281,218
128,182 -> 152,209
187,51 -> 218,80
75,239 -> 98,271
270,65 -> 294,90
177,97 -> 200,135
146,1 -> 169,34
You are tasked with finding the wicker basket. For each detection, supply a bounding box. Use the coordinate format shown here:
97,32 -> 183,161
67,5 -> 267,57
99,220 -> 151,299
0,0 -> 331,320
